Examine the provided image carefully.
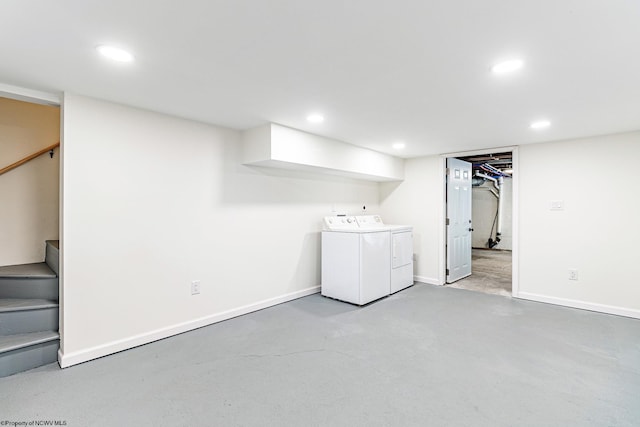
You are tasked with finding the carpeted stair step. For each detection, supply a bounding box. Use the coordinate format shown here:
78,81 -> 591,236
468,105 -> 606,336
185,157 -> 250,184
0,299 -> 59,335
0,331 -> 59,377
0,263 -> 58,300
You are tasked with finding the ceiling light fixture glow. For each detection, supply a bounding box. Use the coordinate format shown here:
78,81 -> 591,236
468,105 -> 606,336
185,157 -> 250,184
492,59 -> 524,74
306,114 -> 324,123
392,142 -> 406,150
97,45 -> 135,62
530,120 -> 551,129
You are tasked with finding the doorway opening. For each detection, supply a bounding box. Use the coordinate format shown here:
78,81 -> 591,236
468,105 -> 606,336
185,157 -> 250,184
0,91 -> 61,375
444,150 -> 514,297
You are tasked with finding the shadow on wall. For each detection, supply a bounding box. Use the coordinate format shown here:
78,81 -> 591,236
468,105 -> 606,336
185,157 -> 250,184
215,133 -> 381,293
379,181 -> 403,203
289,232 -> 322,291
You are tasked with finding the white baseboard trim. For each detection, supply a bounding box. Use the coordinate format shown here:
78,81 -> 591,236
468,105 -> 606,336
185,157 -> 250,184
516,292 -> 640,319
414,275 -> 441,286
58,285 -> 321,368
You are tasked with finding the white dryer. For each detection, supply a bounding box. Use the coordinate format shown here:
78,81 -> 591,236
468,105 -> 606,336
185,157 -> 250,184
355,215 -> 414,294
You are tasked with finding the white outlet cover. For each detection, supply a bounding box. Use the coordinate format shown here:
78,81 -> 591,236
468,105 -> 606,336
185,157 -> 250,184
191,280 -> 201,295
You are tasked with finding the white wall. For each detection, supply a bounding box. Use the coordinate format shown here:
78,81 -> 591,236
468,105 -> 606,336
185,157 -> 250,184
518,131 -> 640,317
60,94 -> 380,366
0,97 -> 59,266
379,155 -> 444,285
472,177 -> 512,250
59,93 -> 640,367
380,131 -> 640,318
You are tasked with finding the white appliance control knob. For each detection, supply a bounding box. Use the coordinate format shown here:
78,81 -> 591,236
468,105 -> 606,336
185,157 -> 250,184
347,217 -> 353,223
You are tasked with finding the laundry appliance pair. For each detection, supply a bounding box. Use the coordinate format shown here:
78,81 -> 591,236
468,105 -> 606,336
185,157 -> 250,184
321,215 -> 413,305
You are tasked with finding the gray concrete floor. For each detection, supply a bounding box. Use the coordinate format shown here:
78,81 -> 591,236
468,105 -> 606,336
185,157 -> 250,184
2,284 -> 639,426
448,249 -> 512,297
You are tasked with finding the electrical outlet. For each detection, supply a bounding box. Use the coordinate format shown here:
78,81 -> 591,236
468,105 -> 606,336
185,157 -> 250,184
568,269 -> 578,281
191,280 -> 201,295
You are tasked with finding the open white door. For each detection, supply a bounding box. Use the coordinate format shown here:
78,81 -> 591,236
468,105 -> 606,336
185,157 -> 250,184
446,158 -> 472,283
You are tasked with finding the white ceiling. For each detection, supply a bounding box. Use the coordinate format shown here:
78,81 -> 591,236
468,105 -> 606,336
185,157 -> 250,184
2,1 -> 639,158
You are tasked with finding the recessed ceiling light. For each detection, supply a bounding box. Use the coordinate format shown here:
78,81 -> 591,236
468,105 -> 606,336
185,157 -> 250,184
530,120 -> 551,129
307,114 -> 324,123
392,142 -> 406,150
492,59 -> 524,74
97,45 -> 135,63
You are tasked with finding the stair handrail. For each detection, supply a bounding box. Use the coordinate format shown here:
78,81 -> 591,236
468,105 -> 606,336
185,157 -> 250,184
0,142 -> 60,177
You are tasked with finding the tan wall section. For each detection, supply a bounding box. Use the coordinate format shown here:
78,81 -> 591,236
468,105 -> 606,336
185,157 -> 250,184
0,97 -> 60,266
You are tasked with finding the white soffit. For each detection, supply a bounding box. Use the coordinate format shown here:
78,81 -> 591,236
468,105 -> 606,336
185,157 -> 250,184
242,123 -> 404,182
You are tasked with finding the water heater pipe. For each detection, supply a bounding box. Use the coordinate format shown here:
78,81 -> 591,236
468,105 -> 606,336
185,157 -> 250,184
496,176 -> 504,236
474,171 -> 504,244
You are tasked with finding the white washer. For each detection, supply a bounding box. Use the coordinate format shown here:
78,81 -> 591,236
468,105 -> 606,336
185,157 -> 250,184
355,216 -> 414,294
321,216 -> 391,305
321,215 -> 413,305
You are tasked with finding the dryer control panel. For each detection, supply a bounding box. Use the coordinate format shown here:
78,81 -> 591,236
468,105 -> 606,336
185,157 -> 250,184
355,215 -> 384,227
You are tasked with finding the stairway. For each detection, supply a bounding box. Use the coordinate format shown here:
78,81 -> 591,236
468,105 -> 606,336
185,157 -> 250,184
0,240 -> 59,377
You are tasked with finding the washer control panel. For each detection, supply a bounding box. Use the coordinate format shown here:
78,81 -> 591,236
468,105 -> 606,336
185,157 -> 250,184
324,216 -> 359,230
